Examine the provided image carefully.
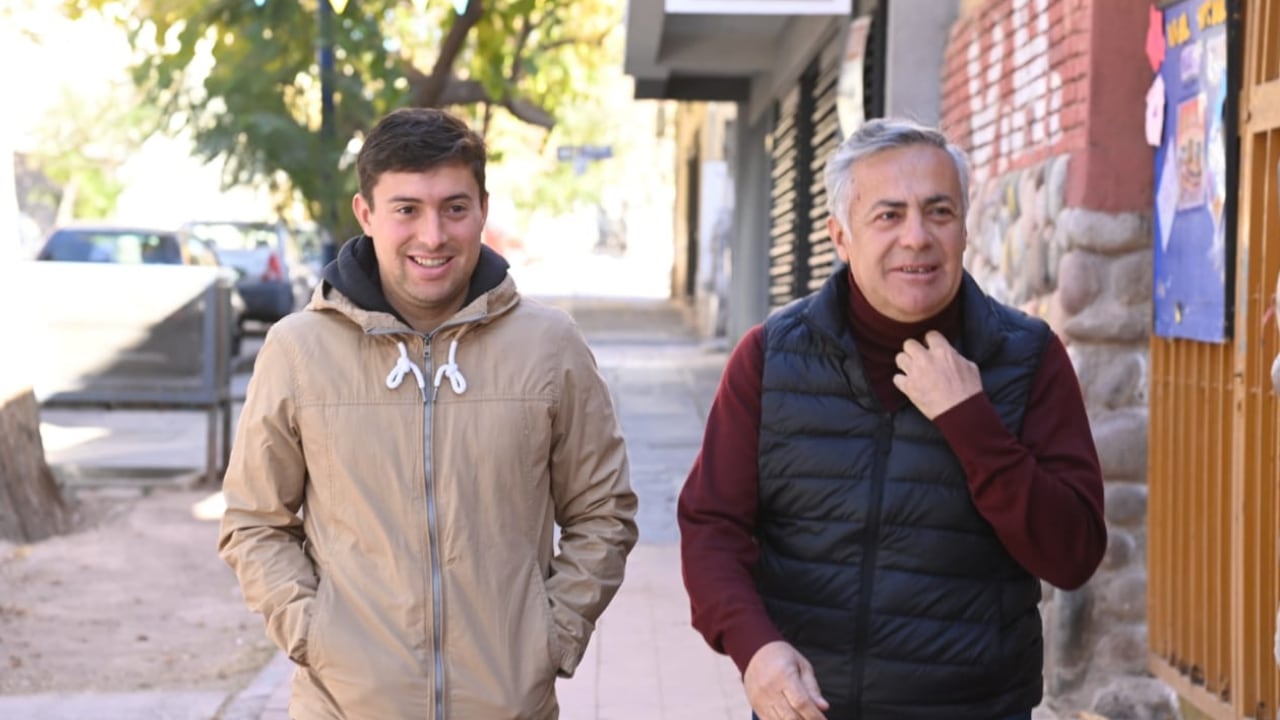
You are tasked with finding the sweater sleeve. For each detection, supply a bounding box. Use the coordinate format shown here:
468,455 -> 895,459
932,333 -> 1107,590
677,325 -> 785,674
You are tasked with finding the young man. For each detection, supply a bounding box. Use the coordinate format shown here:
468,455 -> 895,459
219,107 -> 638,719
679,118 -> 1107,720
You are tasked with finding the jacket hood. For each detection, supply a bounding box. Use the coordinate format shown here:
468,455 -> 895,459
320,234 -> 510,326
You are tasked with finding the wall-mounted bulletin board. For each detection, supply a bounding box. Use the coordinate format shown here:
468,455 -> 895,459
1151,0 -> 1236,342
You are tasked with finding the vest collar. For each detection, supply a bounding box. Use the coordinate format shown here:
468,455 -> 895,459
799,269 -> 1009,389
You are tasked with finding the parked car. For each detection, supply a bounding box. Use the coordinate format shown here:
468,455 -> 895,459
36,223 -> 247,355
180,220 -> 324,324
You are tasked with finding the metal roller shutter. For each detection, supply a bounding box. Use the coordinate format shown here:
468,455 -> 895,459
807,54 -> 842,294
767,5 -> 883,308
767,82 -> 814,309
762,69 -> 814,308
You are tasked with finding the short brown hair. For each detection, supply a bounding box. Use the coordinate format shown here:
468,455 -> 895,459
356,108 -> 487,207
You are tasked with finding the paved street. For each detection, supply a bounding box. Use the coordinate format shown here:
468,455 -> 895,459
16,286 -> 750,720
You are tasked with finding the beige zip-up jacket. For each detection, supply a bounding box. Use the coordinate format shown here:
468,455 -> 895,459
218,274 -> 638,719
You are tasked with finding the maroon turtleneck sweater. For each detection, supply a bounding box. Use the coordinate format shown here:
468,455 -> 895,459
677,272 -> 1106,674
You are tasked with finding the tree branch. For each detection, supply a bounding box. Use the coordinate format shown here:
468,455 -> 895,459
428,78 -> 554,129
502,97 -> 554,129
507,7 -> 544,87
538,30 -> 611,54
436,79 -> 489,105
400,0 -> 561,130
410,0 -> 484,108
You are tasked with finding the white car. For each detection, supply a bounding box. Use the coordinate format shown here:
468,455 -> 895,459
181,220 -> 325,324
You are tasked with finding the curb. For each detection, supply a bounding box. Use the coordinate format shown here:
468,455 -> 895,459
216,652 -> 292,720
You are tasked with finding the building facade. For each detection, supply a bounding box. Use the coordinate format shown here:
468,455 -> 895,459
626,0 -> 1280,717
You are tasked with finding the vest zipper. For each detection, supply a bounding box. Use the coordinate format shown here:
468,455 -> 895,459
851,416 -> 893,720
421,339 -> 446,720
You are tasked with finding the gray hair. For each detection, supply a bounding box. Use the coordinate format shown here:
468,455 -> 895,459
823,118 -> 971,231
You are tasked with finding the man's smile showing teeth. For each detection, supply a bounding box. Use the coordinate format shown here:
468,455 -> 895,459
411,256 -> 448,268
897,265 -> 935,275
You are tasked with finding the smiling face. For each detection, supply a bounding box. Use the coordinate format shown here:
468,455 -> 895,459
827,144 -> 967,323
353,163 -> 487,332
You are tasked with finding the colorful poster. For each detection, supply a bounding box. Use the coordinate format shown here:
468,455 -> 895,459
1145,4 -> 1165,71
1153,0 -> 1233,343
1204,30 -> 1229,234
1145,74 -> 1165,147
1175,96 -> 1205,210
1179,39 -> 1201,83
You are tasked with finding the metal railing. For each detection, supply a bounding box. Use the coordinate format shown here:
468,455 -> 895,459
19,262 -> 236,485
1149,1 -> 1280,717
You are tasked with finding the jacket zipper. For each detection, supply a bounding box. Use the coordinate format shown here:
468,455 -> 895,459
421,339 -> 445,720
370,312 -> 490,718
850,416 -> 893,720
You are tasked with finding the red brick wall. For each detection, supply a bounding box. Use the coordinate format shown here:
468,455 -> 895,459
941,0 -> 1152,212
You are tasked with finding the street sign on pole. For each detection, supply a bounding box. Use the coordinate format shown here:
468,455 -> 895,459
557,145 -> 614,162
556,145 -> 614,175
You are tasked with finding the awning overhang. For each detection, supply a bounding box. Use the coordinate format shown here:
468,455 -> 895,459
623,0 -> 855,101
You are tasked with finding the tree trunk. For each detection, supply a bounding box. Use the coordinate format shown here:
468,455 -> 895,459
1,52 -> 68,544
0,387 -> 69,543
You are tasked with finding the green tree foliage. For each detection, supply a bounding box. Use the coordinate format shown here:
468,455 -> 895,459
62,0 -> 621,233
6,0 -> 157,225
23,84 -> 158,221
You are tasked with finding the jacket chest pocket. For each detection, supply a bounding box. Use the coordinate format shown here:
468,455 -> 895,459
434,397 -> 555,534
442,395 -> 551,460
298,401 -> 426,523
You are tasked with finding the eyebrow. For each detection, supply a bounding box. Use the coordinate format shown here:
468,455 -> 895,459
385,193 -> 474,205
866,195 -> 957,213
868,199 -> 907,212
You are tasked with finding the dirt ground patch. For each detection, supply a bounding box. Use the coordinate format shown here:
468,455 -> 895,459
0,487 -> 275,695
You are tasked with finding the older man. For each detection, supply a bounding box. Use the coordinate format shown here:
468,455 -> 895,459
679,118 -> 1107,719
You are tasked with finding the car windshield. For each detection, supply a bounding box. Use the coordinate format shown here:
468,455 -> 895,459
187,223 -> 279,251
41,229 -> 183,264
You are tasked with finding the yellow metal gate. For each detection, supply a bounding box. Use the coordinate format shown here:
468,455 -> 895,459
1149,1 -> 1280,718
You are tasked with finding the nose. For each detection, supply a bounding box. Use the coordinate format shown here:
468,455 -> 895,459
899,211 -> 932,250
417,212 -> 447,250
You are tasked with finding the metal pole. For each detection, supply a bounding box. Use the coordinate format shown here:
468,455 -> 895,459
318,0 -> 340,264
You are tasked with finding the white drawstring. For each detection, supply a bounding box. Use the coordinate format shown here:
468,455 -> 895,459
433,338 -> 467,396
385,341 -> 425,391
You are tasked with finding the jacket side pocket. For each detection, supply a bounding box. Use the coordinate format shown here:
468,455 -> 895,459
529,562 -> 561,675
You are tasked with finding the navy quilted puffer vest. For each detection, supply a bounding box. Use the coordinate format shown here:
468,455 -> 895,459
758,271 -> 1048,720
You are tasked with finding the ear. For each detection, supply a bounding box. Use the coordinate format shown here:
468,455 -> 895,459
352,193 -> 373,236
828,215 -> 851,264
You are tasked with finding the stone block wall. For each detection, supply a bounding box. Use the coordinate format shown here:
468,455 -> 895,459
941,0 -> 1167,716
965,157 -> 1154,712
